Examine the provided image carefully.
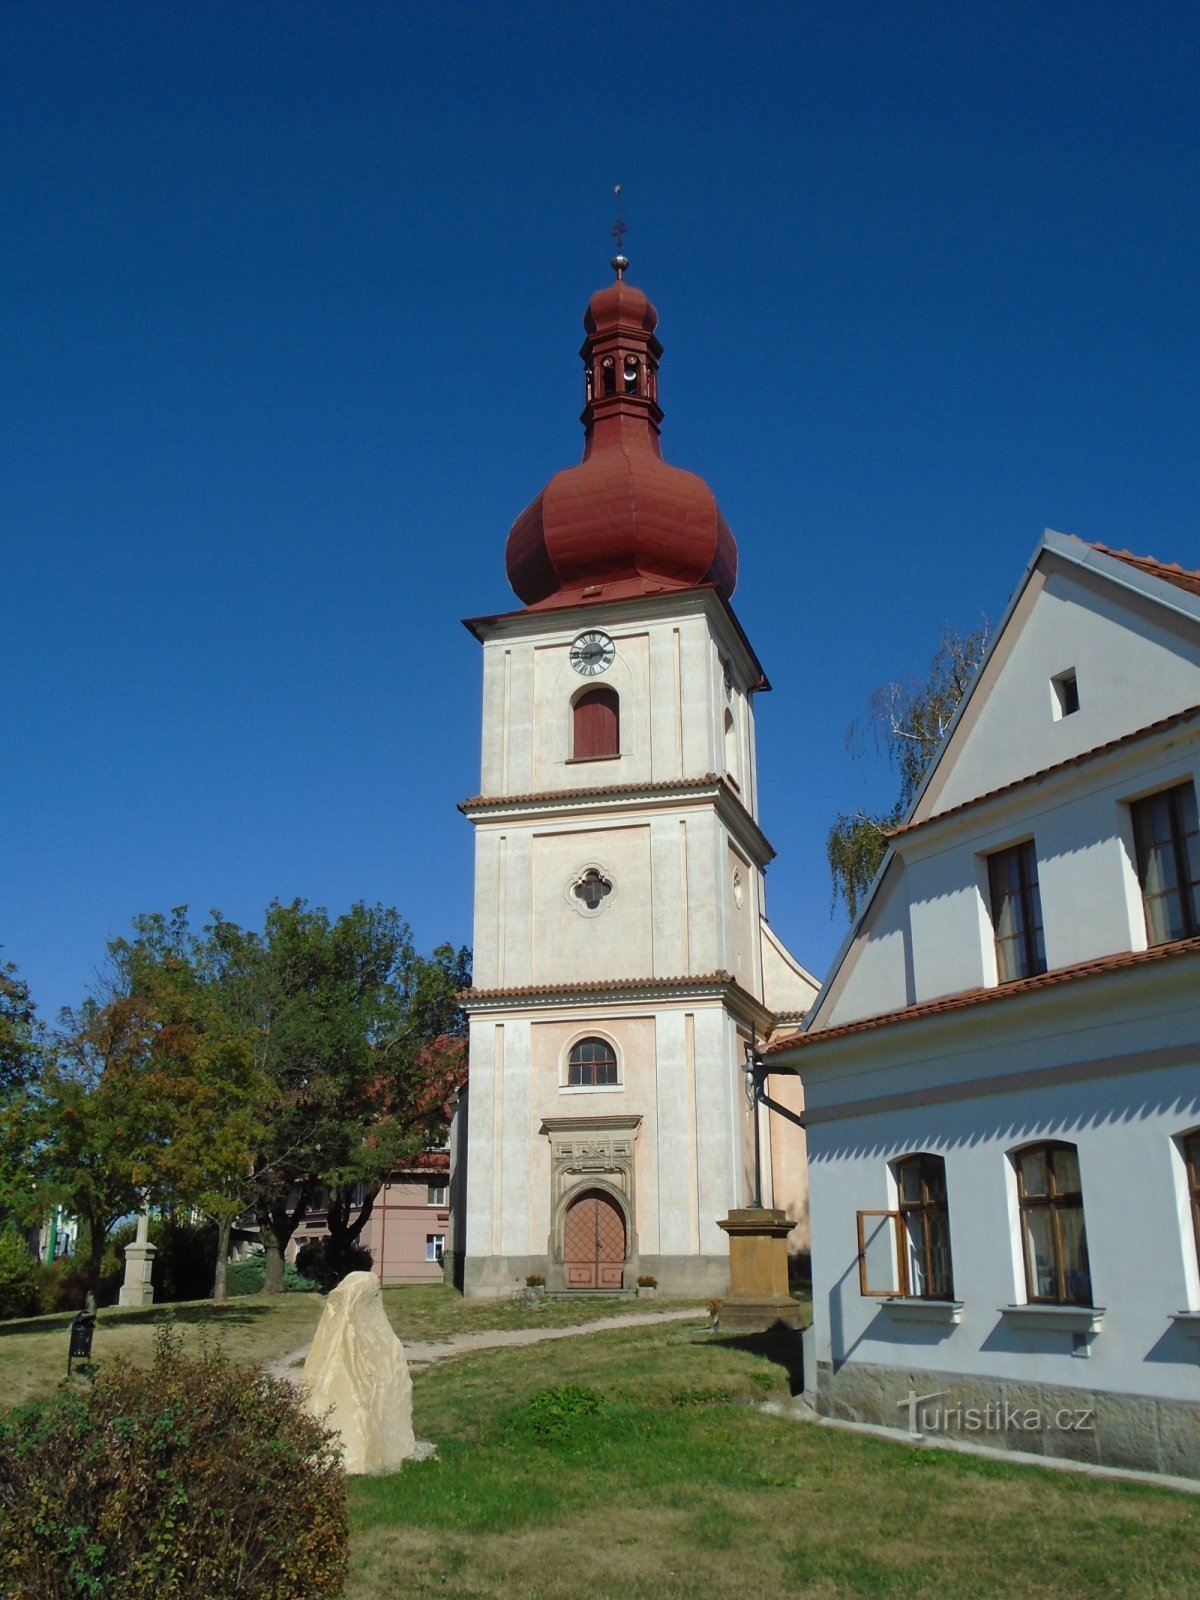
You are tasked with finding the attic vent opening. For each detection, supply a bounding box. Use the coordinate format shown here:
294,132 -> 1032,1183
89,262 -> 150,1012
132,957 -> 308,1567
1052,670 -> 1080,719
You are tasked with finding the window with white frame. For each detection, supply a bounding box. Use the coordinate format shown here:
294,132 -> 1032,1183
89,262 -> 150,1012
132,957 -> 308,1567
1182,1130 -> 1200,1279
425,1234 -> 445,1264
1131,781 -> 1200,945
427,1182 -> 448,1207
988,840 -> 1047,981
1012,1142 -> 1092,1305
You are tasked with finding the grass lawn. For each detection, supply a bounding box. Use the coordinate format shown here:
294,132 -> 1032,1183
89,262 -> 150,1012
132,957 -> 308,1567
0,1284 -> 707,1409
350,1321 -> 1200,1600
6,1292 -> 1195,1597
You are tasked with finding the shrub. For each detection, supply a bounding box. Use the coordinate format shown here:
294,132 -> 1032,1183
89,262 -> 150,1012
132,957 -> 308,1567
524,1273 -> 546,1288
0,1322 -> 348,1600
636,1274 -> 657,1288
0,1226 -> 38,1319
224,1254 -> 317,1296
515,1384 -> 604,1442
294,1237 -> 373,1293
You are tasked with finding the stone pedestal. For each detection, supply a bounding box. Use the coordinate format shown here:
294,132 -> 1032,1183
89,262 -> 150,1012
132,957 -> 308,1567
716,1207 -> 803,1332
118,1211 -> 156,1308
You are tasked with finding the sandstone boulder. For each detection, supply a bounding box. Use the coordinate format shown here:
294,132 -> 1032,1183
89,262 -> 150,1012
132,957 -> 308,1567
301,1270 -> 415,1474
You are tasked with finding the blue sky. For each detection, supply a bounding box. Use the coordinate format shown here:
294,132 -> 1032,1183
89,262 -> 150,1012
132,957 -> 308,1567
3,2 -> 1198,1019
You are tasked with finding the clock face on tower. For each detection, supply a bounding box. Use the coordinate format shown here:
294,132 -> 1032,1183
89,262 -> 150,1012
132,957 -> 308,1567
569,630 -> 616,676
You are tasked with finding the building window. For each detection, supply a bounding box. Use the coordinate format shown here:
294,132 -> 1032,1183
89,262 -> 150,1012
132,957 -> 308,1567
567,1037 -> 619,1087
1013,1142 -> 1092,1305
988,840 -> 1046,981
573,686 -> 620,759
425,1234 -> 445,1263
427,1183 -> 448,1207
895,1155 -> 954,1299
1051,669 -> 1080,718
1131,782 -> 1200,945
856,1155 -> 953,1299
1183,1130 -> 1200,1275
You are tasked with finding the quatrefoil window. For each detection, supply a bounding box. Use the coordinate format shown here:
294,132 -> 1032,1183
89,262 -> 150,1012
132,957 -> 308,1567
573,869 -> 613,911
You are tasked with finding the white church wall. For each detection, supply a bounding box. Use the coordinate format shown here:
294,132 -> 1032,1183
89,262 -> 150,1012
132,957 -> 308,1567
531,823 -> 653,981
653,1009 -> 699,1257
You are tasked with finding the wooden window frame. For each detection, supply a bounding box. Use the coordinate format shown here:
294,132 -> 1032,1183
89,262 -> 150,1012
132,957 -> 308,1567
572,686 -> 620,761
1014,1142 -> 1092,1306
1184,1131 -> 1200,1275
988,839 -> 1047,982
567,1036 -> 619,1088
1131,782 -> 1200,945
856,1210 -> 909,1297
894,1154 -> 954,1300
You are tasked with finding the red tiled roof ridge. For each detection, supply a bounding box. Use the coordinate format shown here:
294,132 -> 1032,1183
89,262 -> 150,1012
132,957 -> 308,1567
765,935 -> 1200,1054
1089,540 -> 1200,599
888,703 -> 1200,840
466,969 -> 742,1001
461,773 -> 724,810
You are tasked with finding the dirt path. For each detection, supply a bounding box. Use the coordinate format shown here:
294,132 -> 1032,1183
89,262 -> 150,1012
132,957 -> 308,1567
266,1306 -> 704,1385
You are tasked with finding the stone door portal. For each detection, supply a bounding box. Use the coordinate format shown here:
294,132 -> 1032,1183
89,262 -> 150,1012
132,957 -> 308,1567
563,1189 -> 626,1289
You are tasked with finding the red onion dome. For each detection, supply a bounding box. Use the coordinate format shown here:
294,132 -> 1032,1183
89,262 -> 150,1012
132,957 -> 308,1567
505,274 -> 738,608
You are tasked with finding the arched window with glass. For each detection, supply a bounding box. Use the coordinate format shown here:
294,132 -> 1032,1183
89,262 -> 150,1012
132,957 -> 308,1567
895,1154 -> 954,1299
567,1037 -> 619,1088
1013,1142 -> 1092,1305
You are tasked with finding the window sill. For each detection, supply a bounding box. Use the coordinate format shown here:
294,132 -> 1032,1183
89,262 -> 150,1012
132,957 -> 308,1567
882,1298 -> 963,1325
1171,1311 -> 1200,1340
558,1083 -> 624,1095
1000,1303 -> 1105,1356
565,755 -> 621,765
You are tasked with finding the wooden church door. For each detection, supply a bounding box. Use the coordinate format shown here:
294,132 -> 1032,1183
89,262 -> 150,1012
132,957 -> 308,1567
563,1189 -> 626,1289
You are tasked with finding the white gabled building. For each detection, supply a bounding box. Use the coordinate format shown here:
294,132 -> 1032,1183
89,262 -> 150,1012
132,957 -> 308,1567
767,530 -> 1200,1477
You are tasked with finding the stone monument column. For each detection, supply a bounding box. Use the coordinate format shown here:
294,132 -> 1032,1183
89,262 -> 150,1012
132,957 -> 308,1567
118,1208 -> 156,1308
715,1207 -> 802,1332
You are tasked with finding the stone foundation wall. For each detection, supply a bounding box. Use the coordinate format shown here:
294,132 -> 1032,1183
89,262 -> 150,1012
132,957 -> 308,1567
463,1253 -> 728,1299
816,1359 -> 1200,1479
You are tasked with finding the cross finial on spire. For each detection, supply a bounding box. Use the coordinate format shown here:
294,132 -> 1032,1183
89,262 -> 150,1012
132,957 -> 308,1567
610,184 -> 629,278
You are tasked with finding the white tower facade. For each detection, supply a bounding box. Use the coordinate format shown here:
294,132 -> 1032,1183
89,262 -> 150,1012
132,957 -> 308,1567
458,271 -> 814,1297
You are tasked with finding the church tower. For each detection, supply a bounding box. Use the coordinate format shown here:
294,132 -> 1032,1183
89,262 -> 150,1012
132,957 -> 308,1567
459,259 -> 815,1297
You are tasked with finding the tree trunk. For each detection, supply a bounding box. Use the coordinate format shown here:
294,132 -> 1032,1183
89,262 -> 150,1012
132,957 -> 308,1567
258,1194 -> 308,1293
86,1221 -> 106,1308
324,1183 -> 378,1278
261,1218 -> 285,1294
211,1214 -> 232,1303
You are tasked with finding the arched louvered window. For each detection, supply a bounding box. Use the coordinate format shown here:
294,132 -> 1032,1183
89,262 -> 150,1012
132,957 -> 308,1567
573,687 -> 619,760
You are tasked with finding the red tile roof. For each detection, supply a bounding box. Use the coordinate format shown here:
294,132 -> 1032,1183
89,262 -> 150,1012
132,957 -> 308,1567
1092,541 -> 1200,599
465,970 -> 766,1009
887,704 -> 1200,840
461,772 -> 722,810
764,935 -> 1200,1054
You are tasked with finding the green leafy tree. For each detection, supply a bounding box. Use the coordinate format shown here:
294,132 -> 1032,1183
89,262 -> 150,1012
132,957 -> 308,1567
138,901 -> 470,1294
108,919 -> 274,1302
0,960 -> 43,1230
0,961 -> 40,1098
827,622 -> 989,921
31,990 -> 162,1301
